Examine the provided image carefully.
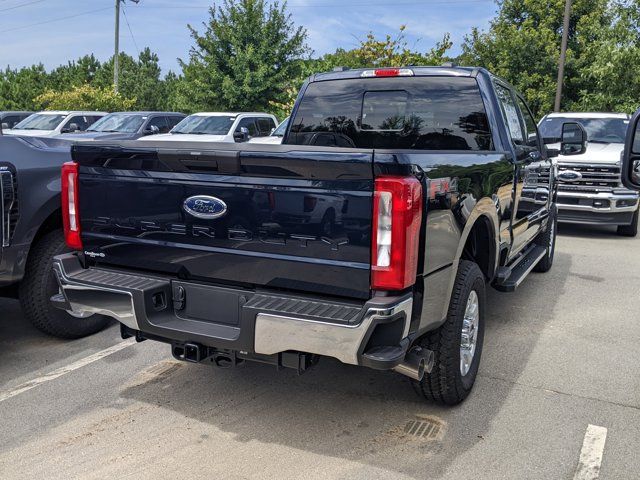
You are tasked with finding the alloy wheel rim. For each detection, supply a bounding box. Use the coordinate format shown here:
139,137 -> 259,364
460,289 -> 479,377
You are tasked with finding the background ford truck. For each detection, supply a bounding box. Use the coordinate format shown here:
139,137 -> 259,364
0,134 -> 109,337
538,112 -> 639,236
52,66 -> 565,405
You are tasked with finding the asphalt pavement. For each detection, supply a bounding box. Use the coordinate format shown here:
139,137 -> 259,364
0,223 -> 638,479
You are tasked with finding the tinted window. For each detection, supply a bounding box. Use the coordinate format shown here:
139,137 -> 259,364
2,116 -> 20,128
147,116 -> 169,133
236,117 -> 258,136
167,116 -> 183,129
65,115 -> 91,131
286,76 -> 493,150
257,117 -> 276,136
515,96 -> 540,149
495,84 -> 524,144
539,117 -> 628,144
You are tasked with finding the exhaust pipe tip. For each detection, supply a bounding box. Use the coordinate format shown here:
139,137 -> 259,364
393,346 -> 434,381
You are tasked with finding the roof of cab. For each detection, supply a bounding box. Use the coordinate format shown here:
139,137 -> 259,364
188,112 -> 276,117
33,110 -> 108,115
310,65 -> 483,82
544,112 -> 630,119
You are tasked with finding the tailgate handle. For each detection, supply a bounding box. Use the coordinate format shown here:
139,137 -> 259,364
173,285 -> 186,311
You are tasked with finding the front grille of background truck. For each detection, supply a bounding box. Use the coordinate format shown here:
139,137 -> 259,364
0,167 -> 17,247
557,163 -> 621,193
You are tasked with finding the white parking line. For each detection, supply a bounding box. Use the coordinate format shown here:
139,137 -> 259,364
573,424 -> 608,480
0,338 -> 136,403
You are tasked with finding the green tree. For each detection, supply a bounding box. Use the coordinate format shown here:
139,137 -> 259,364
95,48 -> 167,110
34,84 -> 136,111
459,0 -> 616,117
176,0 -> 309,115
0,64 -> 49,110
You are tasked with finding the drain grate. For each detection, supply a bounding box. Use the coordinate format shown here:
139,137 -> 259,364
404,416 -> 444,440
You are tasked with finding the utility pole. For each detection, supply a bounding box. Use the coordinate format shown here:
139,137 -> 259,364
114,0 -> 120,93
554,0 -> 572,112
114,0 -> 139,93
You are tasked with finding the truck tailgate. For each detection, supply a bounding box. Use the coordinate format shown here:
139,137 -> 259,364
73,142 -> 374,299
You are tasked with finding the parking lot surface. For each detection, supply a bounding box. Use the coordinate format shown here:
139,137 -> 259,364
0,224 -> 639,479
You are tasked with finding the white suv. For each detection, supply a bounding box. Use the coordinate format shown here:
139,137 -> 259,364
6,111 -> 107,137
139,112 -> 278,143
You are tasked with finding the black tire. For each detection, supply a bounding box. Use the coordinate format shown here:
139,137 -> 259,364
412,260 -> 485,405
617,208 -> 638,237
19,230 -> 109,339
533,204 -> 558,273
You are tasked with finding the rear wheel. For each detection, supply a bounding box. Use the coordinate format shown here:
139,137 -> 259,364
533,204 -> 557,273
412,260 -> 485,405
617,208 -> 638,237
19,230 -> 109,339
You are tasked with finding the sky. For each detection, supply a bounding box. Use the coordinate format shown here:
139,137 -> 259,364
0,0 -> 497,75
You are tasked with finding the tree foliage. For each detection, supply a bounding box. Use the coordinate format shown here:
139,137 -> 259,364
174,0 -> 309,116
3,0 -> 640,120
460,0 -> 640,117
0,48 -> 168,112
34,84 -> 136,111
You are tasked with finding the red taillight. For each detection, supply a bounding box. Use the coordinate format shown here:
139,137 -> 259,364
61,162 -> 82,250
371,176 -> 422,291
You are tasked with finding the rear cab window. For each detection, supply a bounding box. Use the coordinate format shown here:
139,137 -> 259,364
286,76 -> 493,150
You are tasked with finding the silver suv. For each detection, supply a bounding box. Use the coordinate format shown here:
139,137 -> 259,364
539,112 -> 639,236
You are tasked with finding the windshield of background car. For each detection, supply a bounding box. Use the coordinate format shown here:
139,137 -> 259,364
272,117 -> 289,137
171,115 -> 235,135
88,114 -> 145,133
539,117 -> 629,144
286,76 -> 493,150
13,114 -> 66,130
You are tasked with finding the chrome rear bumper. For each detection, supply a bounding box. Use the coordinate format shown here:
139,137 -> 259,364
52,253 -> 413,368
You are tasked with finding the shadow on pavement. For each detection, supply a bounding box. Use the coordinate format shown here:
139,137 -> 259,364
119,253 -> 572,479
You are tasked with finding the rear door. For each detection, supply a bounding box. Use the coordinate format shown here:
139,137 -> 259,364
75,142 -> 374,299
494,83 -> 548,255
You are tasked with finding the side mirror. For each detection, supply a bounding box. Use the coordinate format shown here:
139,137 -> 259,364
233,126 -> 250,143
560,122 -> 587,155
270,127 -> 276,135
1,122 -> 9,130
62,123 -> 80,134
144,125 -> 160,135
621,108 -> 640,190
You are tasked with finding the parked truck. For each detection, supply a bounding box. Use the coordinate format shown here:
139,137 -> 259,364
51,66 -> 581,404
0,135 -> 109,338
538,112 -> 639,236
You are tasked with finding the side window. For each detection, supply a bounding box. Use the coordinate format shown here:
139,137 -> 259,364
495,84 -> 524,145
236,117 -> 258,136
87,116 -> 102,126
147,116 -> 170,133
257,117 -> 276,136
515,96 -> 540,150
167,116 -> 183,130
65,115 -> 89,131
3,116 -> 19,128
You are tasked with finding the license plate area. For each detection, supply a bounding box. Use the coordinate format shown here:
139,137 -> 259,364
171,281 -> 249,325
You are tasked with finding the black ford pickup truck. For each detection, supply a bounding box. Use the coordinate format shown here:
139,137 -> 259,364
52,66 -> 570,404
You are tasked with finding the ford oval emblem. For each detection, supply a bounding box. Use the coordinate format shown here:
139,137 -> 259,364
183,195 -> 227,219
558,170 -> 582,182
